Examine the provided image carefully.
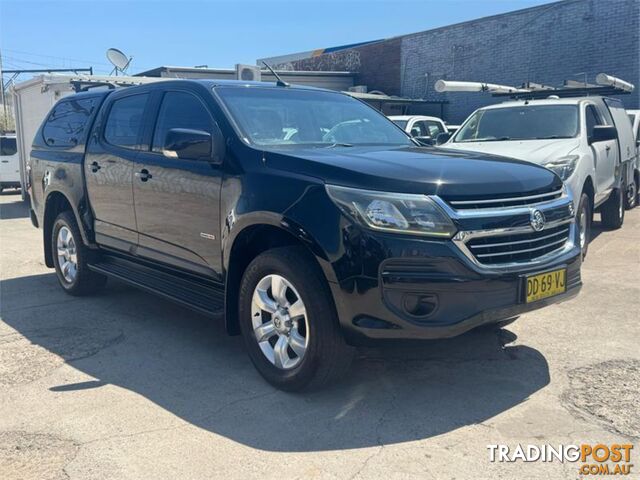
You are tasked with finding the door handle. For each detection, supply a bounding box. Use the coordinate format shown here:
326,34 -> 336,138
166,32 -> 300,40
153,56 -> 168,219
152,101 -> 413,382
135,169 -> 152,182
605,145 -> 611,152
90,161 -> 101,172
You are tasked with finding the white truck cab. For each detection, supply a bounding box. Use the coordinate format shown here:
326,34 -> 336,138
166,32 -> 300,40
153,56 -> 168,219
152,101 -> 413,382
0,133 -> 20,193
388,115 -> 448,146
443,96 -> 638,259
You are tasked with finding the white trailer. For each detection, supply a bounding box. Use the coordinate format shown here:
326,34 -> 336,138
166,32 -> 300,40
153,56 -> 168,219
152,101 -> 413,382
11,74 -> 162,199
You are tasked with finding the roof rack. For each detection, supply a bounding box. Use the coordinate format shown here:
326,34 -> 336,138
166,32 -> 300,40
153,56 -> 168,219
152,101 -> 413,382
436,73 -> 634,100
492,85 -> 632,99
67,75 -> 163,92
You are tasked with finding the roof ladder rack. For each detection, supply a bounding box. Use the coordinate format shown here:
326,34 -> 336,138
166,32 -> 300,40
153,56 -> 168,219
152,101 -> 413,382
435,73 -> 634,100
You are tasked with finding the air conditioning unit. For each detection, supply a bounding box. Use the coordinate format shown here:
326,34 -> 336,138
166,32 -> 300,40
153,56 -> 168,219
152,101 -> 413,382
236,64 -> 262,82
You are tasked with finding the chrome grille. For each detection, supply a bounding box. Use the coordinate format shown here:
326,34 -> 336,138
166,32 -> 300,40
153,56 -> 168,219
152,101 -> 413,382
465,223 -> 571,265
448,188 -> 564,210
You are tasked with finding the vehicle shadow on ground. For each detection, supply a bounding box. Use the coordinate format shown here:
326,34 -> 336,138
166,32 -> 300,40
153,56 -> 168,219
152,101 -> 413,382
0,272 -> 551,452
0,195 -> 29,220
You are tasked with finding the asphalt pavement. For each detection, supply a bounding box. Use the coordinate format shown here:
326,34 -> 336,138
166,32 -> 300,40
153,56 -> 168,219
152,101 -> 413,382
1,190 -> 638,479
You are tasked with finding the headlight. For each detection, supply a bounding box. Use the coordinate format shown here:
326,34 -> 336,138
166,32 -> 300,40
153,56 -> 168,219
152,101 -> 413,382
543,155 -> 579,181
326,184 -> 456,237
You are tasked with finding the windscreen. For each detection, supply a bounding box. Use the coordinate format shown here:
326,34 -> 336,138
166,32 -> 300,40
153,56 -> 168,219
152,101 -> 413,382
215,87 -> 412,147
391,119 -> 408,129
454,105 -> 579,142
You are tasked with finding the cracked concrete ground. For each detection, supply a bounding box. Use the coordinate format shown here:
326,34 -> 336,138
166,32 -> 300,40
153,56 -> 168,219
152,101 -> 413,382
0,191 -> 638,479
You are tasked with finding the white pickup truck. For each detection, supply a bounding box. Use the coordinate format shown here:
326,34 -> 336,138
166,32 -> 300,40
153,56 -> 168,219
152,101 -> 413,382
442,96 -> 638,259
388,115 -> 448,146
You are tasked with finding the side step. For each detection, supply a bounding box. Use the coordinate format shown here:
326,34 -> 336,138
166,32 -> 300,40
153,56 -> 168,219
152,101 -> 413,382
88,255 -> 224,316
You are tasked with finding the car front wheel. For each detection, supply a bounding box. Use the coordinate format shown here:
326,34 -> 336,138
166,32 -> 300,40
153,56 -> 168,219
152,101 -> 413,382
238,246 -> 353,391
577,193 -> 591,259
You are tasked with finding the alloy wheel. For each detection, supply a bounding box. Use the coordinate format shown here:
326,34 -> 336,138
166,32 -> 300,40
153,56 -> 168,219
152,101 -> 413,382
579,204 -> 588,250
56,226 -> 78,283
251,274 -> 309,370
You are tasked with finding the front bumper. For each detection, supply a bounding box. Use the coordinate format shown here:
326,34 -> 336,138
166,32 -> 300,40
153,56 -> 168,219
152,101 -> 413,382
330,231 -> 581,342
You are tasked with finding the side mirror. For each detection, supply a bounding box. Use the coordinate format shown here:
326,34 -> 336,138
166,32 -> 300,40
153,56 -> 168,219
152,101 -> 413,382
436,132 -> 452,145
414,136 -> 434,146
589,125 -> 617,144
163,128 -> 225,162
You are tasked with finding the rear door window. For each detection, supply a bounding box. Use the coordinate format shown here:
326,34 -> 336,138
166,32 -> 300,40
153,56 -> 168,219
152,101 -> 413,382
42,97 -> 98,148
417,120 -> 444,137
0,137 -> 17,156
104,93 -> 149,150
409,122 -> 425,137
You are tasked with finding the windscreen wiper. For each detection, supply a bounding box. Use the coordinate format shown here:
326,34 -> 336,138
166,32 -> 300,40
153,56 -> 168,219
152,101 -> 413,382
324,142 -> 354,148
470,136 -> 512,142
534,135 -> 572,139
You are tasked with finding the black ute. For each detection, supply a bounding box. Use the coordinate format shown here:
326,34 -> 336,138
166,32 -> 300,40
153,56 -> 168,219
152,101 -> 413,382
27,80 -> 582,390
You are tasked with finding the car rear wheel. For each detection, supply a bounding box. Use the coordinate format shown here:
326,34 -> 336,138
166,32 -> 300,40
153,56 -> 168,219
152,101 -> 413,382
600,187 -> 624,230
238,246 -> 353,391
52,211 -> 107,296
625,175 -> 638,210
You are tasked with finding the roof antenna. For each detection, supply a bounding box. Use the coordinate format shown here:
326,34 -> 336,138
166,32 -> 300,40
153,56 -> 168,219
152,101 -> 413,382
262,61 -> 289,87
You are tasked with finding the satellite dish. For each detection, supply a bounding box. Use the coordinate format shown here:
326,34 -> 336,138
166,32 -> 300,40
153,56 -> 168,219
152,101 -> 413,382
106,48 -> 132,76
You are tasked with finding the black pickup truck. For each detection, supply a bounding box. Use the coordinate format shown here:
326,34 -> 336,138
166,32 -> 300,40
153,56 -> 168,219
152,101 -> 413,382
27,80 -> 581,390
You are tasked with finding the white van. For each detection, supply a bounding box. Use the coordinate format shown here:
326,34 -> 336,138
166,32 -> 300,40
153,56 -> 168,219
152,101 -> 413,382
0,134 -> 20,193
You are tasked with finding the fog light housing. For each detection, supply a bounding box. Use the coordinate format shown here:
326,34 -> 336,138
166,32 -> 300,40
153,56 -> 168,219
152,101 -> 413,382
402,293 -> 439,318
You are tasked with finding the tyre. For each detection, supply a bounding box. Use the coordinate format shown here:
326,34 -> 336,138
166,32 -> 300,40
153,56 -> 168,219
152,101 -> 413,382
624,175 -> 638,210
51,211 -> 107,296
238,246 -> 353,391
576,193 -> 591,260
600,187 -> 625,230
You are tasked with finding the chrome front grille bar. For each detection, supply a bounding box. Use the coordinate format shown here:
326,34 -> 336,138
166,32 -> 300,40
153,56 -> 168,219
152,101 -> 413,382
448,187 -> 564,210
474,236 -> 568,259
469,225 -> 570,250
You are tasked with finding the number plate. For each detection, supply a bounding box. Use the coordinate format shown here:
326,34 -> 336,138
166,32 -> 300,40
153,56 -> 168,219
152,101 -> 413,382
525,268 -> 566,303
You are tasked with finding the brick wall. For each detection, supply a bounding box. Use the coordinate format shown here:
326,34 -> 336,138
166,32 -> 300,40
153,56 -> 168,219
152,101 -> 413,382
270,0 -> 639,123
402,0 -> 640,122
